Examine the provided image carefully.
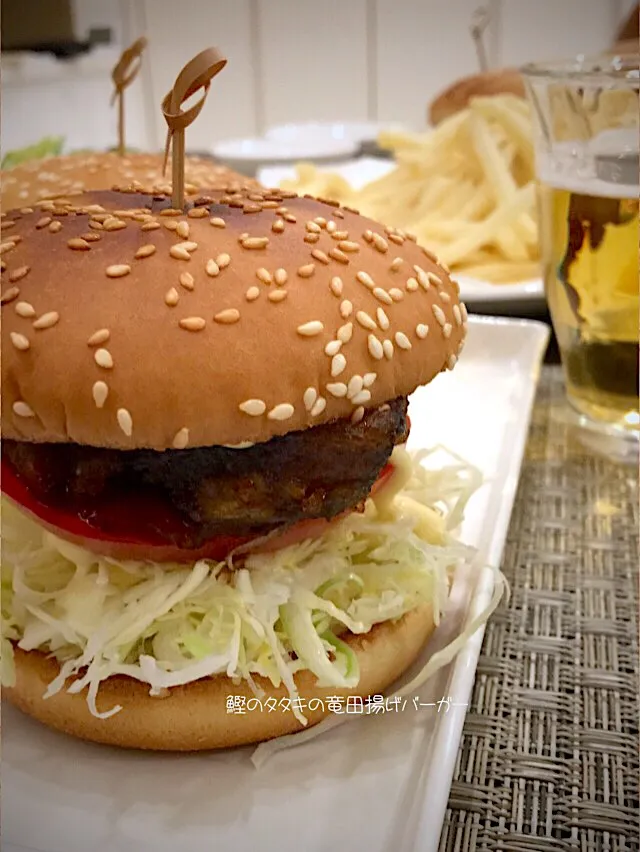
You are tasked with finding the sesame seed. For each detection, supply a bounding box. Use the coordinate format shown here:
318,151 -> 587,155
214,309 -> 240,324
406,277 -> 419,292
326,382 -> 348,398
165,288 -> 179,306
180,272 -> 195,290
15,301 -> 35,317
0,241 -> 16,255
388,233 -> 404,246
272,219 -> 285,233
306,221 -> 321,233
170,245 -> 191,261
20,207 -> 34,214
243,203 -> 262,214
460,303 -> 468,323
180,316 -> 206,331
372,234 -> 389,253
338,240 -> 360,253
246,286 -> 261,301
304,233 -> 320,244
176,221 -> 190,239
351,406 -> 365,424
68,238 -> 91,251
82,232 -> 102,242
10,332 -> 30,351
283,214 -> 297,223
141,221 -> 161,231
239,399 -> 266,416
330,277 -> 343,297
103,217 -> 127,232
356,271 -> 375,290
356,311 -> 377,331
160,208 -> 182,217
447,354 -> 458,370
376,308 -> 390,330
337,322 -> 353,343
416,323 -> 429,339
36,216 -> 52,229
440,260 -> 451,273
453,304 -> 462,326
310,396 -> 327,417
261,201 -> 279,209
92,381 -> 109,409
314,217 -> 327,227
170,427 -> 189,449
395,331 -> 412,350
326,221 -> 337,233
373,287 -> 393,305
303,387 -> 317,411
242,237 -> 269,250
390,257 -> 403,272
368,334 -> 384,360
439,290 -> 451,303
382,340 -> 394,360
164,220 -> 179,232
135,244 -> 156,259
363,372 -> 377,388
334,210 -> 345,219
325,340 -> 342,356
95,348 -> 113,369
276,207 -> 288,215
87,328 -> 110,346
413,266 -> 430,290
13,400 -> 35,418
117,408 -> 133,437
329,247 -> 350,264
9,266 -> 30,283
48,220 -> 63,233
256,267 -> 272,284
311,249 -> 330,265
451,279 -> 460,295
331,230 -> 349,240
106,264 -> 131,278
442,323 -> 453,339
1,287 -> 20,304
432,304 -> 447,327
297,263 -> 315,279
363,230 -> 373,243
348,375 -> 363,397
351,390 -> 372,406
297,320 -> 324,337
428,272 -> 443,287
340,299 -> 353,318
188,207 -> 208,219
274,268 -> 287,286
210,217 -> 226,228
33,311 -> 59,330
206,259 -> 221,278
331,353 -> 347,377
268,403 -> 295,421
216,253 -> 230,270
268,289 -> 287,303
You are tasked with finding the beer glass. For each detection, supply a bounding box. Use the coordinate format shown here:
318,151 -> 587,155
522,53 -> 639,447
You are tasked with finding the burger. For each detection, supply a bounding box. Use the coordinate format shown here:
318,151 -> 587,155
1,184 -> 468,751
428,68 -> 526,126
1,150 -> 257,211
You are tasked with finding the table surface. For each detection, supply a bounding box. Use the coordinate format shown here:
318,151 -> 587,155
439,366 -> 639,851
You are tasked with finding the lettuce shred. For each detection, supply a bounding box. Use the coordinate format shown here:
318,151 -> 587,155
2,137 -> 65,169
1,446 -> 487,724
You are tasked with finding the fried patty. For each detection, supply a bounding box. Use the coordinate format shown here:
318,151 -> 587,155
4,398 -> 409,545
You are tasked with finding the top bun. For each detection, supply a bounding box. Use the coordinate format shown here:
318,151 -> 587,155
1,187 -> 467,451
429,68 -> 526,125
1,151 -> 256,211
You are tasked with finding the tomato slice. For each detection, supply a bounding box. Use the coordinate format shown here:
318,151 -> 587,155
1,458 -> 396,564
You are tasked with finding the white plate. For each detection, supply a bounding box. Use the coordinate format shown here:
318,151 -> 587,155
211,137 -> 358,176
2,316 -> 549,852
258,160 -> 546,311
264,121 -> 410,154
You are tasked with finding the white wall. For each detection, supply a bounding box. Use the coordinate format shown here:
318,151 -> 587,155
2,0 -> 634,154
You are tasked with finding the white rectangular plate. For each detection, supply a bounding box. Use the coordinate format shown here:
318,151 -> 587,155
2,316 -> 549,852
258,160 -> 545,310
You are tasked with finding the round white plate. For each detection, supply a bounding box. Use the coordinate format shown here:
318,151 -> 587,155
265,121 -> 409,148
211,137 -> 358,175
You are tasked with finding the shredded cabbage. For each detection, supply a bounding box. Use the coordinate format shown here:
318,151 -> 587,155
1,446 -> 487,726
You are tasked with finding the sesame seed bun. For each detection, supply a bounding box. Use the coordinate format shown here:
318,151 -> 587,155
6,605 -> 434,750
1,151 -> 256,211
1,187 -> 466,450
429,68 -> 526,125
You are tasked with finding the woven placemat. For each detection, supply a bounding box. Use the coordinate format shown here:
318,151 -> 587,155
440,366 -> 640,852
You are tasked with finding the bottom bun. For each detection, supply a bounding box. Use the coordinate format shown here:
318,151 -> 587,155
5,605 -> 434,751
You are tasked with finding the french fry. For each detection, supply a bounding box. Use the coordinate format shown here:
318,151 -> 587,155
278,95 -> 540,284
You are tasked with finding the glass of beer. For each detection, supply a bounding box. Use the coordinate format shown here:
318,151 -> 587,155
522,53 -> 639,450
